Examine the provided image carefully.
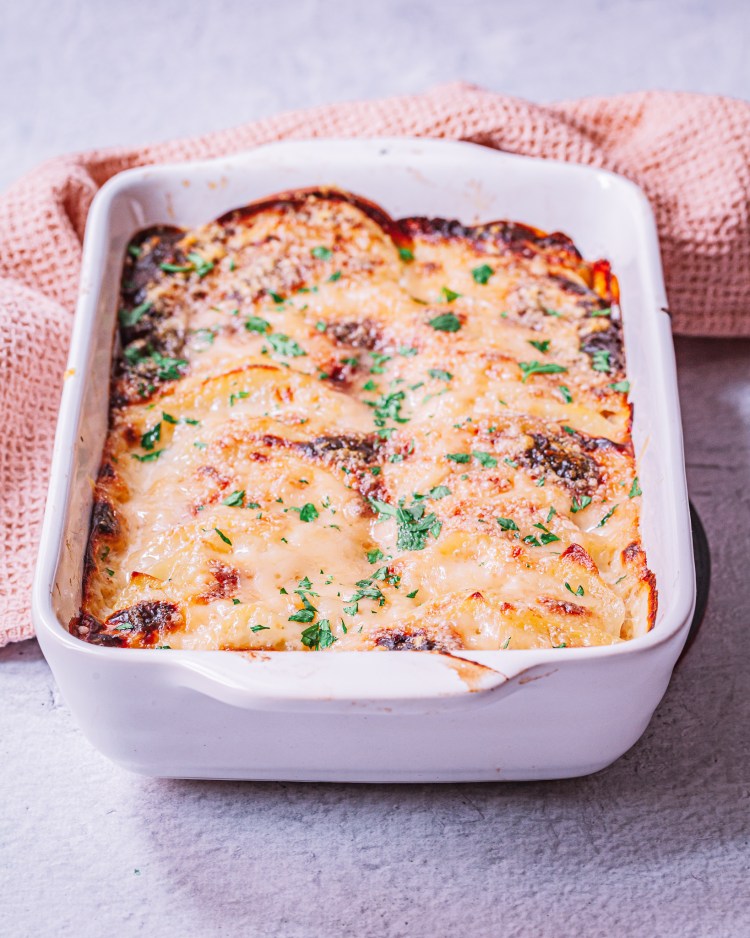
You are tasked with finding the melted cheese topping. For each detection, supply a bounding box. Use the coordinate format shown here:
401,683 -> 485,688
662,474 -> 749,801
73,188 -> 656,651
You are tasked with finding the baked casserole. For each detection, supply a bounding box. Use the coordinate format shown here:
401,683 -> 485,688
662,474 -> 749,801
71,188 -> 656,651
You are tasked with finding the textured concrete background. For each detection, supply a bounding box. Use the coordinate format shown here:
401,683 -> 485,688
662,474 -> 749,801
1,1 -> 749,936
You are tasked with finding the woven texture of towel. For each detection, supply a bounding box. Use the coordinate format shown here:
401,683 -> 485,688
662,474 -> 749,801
1,82 -> 749,644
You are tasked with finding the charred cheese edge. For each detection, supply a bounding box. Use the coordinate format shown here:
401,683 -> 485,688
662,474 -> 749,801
71,188 -> 657,652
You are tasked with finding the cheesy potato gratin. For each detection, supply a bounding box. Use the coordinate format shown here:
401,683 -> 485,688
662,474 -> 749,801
71,188 -> 656,651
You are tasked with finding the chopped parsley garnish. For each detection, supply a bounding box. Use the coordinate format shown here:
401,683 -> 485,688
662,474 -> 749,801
531,522 -> 560,545
119,300 -> 152,328
406,589 -> 419,599
192,327 -> 217,348
327,271 -> 342,283
628,477 -> 642,498
343,584 -> 385,616
502,637 -> 511,649
562,425 -> 576,436
428,368 -> 453,381
496,517 -> 519,531
343,564 -> 396,613
471,264 -> 494,285
362,379 -> 378,391
398,346 -> 418,357
293,503 -> 319,523
311,245 -> 333,260
428,312 -> 462,332
471,451 -> 497,468
597,505 -> 618,527
528,339 -> 550,353
372,390 -> 409,437
399,247 -> 414,262
140,423 -> 161,451
267,291 -> 285,304
127,245 -> 141,258
558,385 -> 573,403
251,624 -> 270,632
187,252 -> 214,278
151,351 -> 188,381
590,307 -> 612,317
571,495 -> 592,513
369,496 -> 442,551
267,334 -> 306,357
565,582 -> 585,597
245,316 -> 271,334
370,352 -> 391,374
591,349 -> 612,373
543,308 -> 562,317
214,528 -> 232,546
229,390 -> 249,406
315,321 -> 327,332
428,485 -> 451,499
161,411 -> 178,424
609,380 -> 630,393
289,587 -> 318,622
367,548 -> 385,564
123,344 -> 181,378
222,490 -> 245,507
301,619 -> 335,650
440,287 -> 461,303
446,453 -> 470,464
518,360 -> 568,382
296,576 -> 316,594
159,252 -> 213,278
131,450 -> 162,462
124,345 -> 147,365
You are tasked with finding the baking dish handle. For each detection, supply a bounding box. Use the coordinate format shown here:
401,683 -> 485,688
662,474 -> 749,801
172,652 -> 555,714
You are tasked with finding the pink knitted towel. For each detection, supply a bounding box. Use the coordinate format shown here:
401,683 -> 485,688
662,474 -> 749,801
1,83 -> 749,645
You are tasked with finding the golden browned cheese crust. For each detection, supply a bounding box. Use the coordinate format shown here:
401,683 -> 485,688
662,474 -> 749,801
71,188 -> 656,651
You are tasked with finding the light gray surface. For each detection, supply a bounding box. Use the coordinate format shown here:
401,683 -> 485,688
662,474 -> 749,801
2,0 -> 750,191
2,2 -> 749,937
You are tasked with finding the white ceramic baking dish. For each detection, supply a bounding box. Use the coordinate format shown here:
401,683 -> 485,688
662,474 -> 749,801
32,138 -> 695,781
